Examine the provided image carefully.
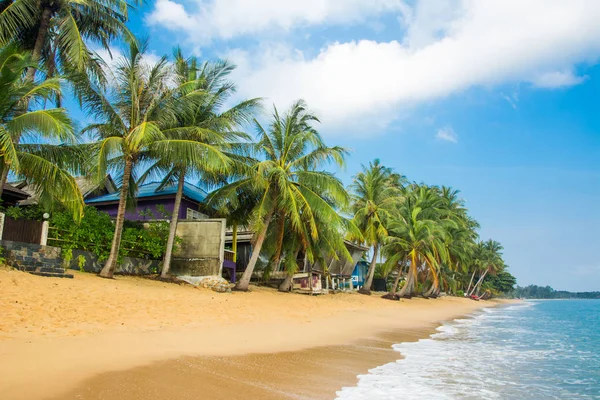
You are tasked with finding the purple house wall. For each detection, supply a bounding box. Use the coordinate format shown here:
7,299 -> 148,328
85,182 -> 208,221
96,198 -> 201,221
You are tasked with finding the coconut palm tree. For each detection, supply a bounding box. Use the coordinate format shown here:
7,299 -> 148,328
349,159 -> 404,294
0,44 -> 83,219
276,202 -> 357,292
83,40 -> 211,278
208,100 -> 349,291
385,185 -> 454,297
0,0 -> 138,83
469,239 -> 504,296
146,51 -> 260,279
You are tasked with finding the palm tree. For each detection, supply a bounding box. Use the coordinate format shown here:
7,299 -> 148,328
277,203 -> 356,292
349,159 -> 404,295
0,0 -> 138,83
0,0 -> 139,196
208,100 -> 349,291
384,185 -> 453,297
469,239 -> 504,296
435,186 -> 479,295
0,44 -> 83,218
146,51 -> 260,279
83,40 -> 208,278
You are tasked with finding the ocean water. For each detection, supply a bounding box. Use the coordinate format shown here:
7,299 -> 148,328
336,300 -> 600,399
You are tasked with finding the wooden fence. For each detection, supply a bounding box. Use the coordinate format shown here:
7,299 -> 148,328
2,216 -> 44,244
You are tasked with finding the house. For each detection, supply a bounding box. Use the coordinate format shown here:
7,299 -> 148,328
1,183 -> 31,207
314,240 -> 369,291
352,260 -> 369,289
85,181 -> 209,220
9,175 -> 117,208
224,227 -> 254,273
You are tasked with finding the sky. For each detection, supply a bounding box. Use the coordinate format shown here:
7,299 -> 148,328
82,0 -> 600,291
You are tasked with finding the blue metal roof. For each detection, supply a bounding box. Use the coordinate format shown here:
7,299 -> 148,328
85,181 -> 208,204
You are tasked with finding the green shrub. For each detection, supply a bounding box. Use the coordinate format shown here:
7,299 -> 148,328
48,206 -> 176,261
77,255 -> 86,272
456,290 -> 465,297
1,204 -> 46,220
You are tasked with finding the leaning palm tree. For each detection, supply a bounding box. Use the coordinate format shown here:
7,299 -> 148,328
0,44 -> 83,219
208,100 -> 349,291
349,159 -> 404,294
469,239 -> 504,296
146,51 -> 260,279
0,0 -> 139,83
83,40 -> 208,278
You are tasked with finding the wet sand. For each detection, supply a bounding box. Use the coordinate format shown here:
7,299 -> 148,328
51,329 -> 432,400
0,266 -> 514,400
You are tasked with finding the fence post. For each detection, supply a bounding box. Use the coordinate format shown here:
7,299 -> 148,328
40,221 -> 49,246
0,212 -> 4,241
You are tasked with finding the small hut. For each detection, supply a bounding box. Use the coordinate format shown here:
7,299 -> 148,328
313,240 -> 369,291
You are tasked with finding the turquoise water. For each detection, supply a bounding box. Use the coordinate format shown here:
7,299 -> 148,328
336,300 -> 600,399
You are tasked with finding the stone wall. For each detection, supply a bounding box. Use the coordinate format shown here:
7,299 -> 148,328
170,219 -> 226,277
1,240 -> 62,268
68,249 -> 162,275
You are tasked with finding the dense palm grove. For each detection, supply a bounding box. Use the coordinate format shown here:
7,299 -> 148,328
0,1 -> 516,297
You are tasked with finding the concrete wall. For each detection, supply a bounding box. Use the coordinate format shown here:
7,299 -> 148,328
170,219 -> 226,277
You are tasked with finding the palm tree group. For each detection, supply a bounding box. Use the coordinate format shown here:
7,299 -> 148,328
0,4 -> 511,295
349,162 -> 508,298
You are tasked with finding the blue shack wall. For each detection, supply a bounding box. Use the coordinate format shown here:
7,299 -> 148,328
352,261 -> 368,287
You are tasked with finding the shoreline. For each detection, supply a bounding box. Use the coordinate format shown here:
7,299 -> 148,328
0,268 -> 518,400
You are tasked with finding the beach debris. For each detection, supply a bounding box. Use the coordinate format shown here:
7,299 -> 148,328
177,275 -> 235,293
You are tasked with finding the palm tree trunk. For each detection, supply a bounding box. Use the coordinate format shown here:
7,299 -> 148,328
473,269 -> 489,296
231,221 -> 238,262
359,244 -> 379,295
279,273 -> 293,292
398,268 -> 414,297
424,261 -> 439,297
390,264 -> 402,296
0,166 -> 9,198
278,248 -> 300,292
466,269 -> 476,295
160,171 -> 185,278
469,269 -> 488,296
26,5 -> 53,82
235,210 -> 274,291
398,251 -> 418,297
271,216 -> 285,273
99,158 -> 133,278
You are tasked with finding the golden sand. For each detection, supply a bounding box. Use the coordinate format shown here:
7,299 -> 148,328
0,266 -> 514,400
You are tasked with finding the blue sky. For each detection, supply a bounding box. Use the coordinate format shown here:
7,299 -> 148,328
78,1 -> 600,291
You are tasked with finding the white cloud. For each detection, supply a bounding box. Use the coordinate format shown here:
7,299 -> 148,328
146,0 -> 404,40
531,69 -> 588,88
436,126 -> 458,143
222,1 -> 600,132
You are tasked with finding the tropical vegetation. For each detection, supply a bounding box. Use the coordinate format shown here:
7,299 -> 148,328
513,285 -> 600,299
0,5 -> 514,296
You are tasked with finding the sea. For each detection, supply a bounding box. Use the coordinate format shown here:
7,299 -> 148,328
336,300 -> 600,399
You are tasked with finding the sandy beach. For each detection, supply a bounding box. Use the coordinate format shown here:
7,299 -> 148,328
0,266 -> 515,400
